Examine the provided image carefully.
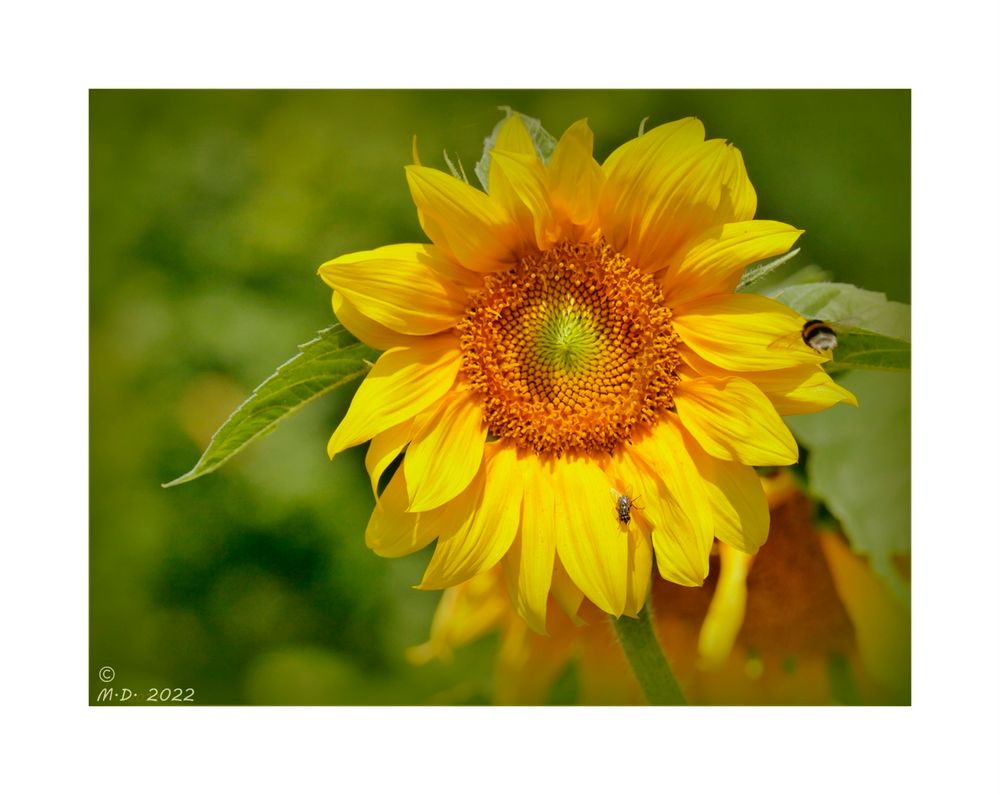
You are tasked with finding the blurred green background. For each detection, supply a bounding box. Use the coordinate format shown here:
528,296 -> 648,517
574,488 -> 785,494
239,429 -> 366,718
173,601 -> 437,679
89,90 -> 910,705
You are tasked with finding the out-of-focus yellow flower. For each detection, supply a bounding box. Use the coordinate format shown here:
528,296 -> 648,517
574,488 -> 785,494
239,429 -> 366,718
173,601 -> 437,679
411,474 -> 909,705
320,114 -> 855,631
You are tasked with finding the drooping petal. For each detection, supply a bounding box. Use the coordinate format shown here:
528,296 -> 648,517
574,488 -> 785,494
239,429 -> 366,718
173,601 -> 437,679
419,442 -> 522,589
660,220 -> 804,304
630,420 -> 714,586
332,292 -> 411,351
741,364 -> 859,415
672,292 -> 827,371
674,376 -> 799,466
404,389 -> 487,512
547,119 -> 605,230
503,454 -> 556,634
697,543 -> 754,670
405,165 -> 516,272
683,430 -> 770,553
601,119 -> 757,272
552,455 -> 628,617
678,343 -> 857,416
319,244 -> 470,335
327,335 -> 461,458
364,417 -> 415,495
365,466 -> 439,557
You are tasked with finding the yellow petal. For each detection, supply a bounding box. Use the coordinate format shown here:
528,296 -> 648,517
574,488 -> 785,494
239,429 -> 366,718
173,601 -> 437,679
547,119 -> 605,229
606,455 -> 653,617
674,376 -> 799,466
660,220 -> 804,304
601,119 -> 757,271
319,244 -> 469,335
365,466 -> 439,557
631,420 -> 714,586
404,390 -> 487,512
697,543 -> 754,670
327,335 -> 461,458
672,292 -> 826,371
407,567 -> 508,665
492,111 -> 539,157
405,165 -> 515,272
489,149 -> 558,250
549,558 -> 585,622
503,455 -> 556,634
552,455 -> 628,617
332,292 -> 411,351
683,432 -> 769,553
419,443 -> 523,589
742,364 -> 859,415
364,417 -> 415,495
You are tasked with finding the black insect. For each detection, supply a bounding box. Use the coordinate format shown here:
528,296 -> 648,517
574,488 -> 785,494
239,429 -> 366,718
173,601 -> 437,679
611,488 -> 642,530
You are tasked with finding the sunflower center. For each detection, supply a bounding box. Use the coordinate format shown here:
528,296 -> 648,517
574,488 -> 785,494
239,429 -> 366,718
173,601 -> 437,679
457,239 -> 681,455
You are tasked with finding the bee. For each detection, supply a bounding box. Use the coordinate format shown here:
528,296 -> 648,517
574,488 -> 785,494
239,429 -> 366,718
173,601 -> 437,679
610,488 -> 642,530
800,319 -> 838,352
768,318 -> 839,354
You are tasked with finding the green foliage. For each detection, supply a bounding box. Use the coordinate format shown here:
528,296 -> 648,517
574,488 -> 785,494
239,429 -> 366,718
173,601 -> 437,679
163,325 -> 375,487
474,107 -> 557,191
769,282 -> 911,372
787,370 -> 911,597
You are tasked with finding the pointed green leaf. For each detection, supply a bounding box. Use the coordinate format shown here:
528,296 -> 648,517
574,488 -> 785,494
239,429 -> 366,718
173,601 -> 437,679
768,282 -> 911,371
474,107 -> 557,192
164,325 -> 376,487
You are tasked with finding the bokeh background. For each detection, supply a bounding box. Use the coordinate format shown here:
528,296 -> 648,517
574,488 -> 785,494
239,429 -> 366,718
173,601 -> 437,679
90,89 -> 910,705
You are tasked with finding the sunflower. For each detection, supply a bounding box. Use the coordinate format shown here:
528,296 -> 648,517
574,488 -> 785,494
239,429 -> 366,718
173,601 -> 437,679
319,113 -> 856,633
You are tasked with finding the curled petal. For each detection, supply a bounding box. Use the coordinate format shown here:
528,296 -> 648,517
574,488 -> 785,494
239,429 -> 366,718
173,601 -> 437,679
327,335 -> 460,458
319,244 -> 469,335
419,443 -> 523,589
332,293 -> 411,351
365,466 -> 439,557
364,417 -> 415,496
404,390 -> 487,512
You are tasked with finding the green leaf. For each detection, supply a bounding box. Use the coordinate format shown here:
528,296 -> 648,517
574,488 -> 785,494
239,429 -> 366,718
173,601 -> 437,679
824,328 -> 911,371
786,370 -> 910,598
474,107 -> 557,192
768,282 -> 911,371
163,325 -> 376,487
768,281 -> 911,339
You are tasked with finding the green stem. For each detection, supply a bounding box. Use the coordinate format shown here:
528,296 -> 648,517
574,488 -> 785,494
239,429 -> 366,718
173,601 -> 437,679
612,604 -> 687,705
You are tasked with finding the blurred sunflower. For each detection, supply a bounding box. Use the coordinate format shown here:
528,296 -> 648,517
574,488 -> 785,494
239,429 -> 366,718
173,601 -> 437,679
409,475 -> 911,706
319,113 -> 855,632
